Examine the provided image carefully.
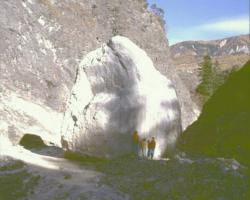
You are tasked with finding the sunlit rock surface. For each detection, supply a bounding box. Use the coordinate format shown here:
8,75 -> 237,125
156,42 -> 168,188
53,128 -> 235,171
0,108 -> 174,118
0,0 -> 197,149
0,91 -> 63,146
61,36 -> 182,158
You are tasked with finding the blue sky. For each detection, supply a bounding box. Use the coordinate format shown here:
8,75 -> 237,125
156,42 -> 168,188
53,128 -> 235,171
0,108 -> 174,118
147,0 -> 250,45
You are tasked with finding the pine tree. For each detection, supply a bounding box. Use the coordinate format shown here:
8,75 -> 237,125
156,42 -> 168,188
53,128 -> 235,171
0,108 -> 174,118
213,60 -> 224,89
197,57 -> 239,103
196,55 -> 214,97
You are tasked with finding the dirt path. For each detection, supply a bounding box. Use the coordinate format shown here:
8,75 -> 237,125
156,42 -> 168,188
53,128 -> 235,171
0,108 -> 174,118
1,144 -> 128,200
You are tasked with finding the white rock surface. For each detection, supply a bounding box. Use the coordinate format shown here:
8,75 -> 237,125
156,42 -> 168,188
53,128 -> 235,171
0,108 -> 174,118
0,90 -> 63,146
61,36 -> 181,158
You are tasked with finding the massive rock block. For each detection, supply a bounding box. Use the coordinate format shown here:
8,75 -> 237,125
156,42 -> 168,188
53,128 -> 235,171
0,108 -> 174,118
61,36 -> 182,158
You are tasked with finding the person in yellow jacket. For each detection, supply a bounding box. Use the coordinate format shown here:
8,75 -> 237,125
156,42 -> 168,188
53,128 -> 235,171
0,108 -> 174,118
132,131 -> 140,156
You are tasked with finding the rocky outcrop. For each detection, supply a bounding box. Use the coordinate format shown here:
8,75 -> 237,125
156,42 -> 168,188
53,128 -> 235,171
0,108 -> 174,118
0,0 -> 197,146
61,36 -> 182,158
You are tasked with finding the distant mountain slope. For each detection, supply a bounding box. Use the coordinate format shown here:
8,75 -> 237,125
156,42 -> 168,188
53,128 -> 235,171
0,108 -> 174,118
170,35 -> 250,106
177,60 -> 250,167
171,34 -> 249,58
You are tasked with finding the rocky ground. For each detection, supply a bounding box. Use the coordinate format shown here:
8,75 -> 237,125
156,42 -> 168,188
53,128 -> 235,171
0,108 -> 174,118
0,144 -> 128,200
0,143 -> 248,200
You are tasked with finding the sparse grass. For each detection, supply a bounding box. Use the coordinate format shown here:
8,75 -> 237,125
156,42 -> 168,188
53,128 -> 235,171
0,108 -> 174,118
63,149 -> 249,199
63,173 -> 71,180
0,160 -> 40,200
0,160 -> 24,171
63,151 -> 107,168
53,192 -> 70,200
98,156 -> 249,200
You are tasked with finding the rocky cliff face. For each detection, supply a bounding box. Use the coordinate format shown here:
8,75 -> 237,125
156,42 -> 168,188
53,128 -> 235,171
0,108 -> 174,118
61,36 -> 182,157
0,0 -> 197,146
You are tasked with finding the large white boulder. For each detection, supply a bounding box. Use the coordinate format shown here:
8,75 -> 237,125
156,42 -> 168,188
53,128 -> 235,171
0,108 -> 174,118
61,36 -> 181,158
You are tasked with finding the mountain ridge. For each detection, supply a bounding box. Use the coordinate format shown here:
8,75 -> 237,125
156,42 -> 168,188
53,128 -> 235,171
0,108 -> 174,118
170,34 -> 249,106
170,34 -> 249,69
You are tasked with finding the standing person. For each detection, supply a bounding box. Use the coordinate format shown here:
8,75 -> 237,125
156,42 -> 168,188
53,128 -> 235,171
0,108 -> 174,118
150,137 -> 156,159
140,138 -> 147,158
147,139 -> 151,158
132,131 -> 140,157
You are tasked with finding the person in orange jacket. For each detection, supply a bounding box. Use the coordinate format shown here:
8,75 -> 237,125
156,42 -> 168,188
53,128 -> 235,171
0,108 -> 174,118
148,137 -> 156,159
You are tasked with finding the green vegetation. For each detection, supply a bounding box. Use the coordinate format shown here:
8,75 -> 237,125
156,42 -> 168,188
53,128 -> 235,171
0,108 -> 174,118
62,152 -> 249,200
63,151 -> 107,169
196,55 -> 214,97
0,160 -> 24,171
19,134 -> 46,149
196,55 -> 236,103
178,60 -> 250,167
0,160 -> 40,200
99,156 -> 248,200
